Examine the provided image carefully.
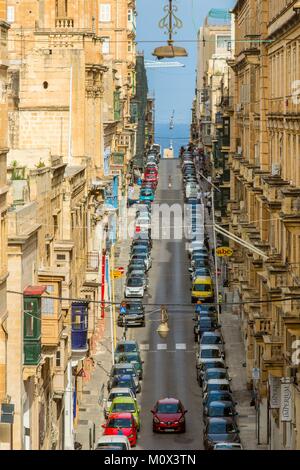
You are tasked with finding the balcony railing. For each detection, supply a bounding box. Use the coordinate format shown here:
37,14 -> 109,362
55,17 -> 74,29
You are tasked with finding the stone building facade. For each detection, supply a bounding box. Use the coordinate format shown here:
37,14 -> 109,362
0,0 -> 9,449
227,0 -> 300,450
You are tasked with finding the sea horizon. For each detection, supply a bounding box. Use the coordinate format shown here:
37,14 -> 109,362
155,122 -> 190,158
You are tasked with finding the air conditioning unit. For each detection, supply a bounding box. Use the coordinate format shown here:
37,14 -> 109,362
271,163 -> 281,176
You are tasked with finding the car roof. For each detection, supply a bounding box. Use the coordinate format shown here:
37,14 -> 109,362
205,368 -> 227,373
206,379 -> 230,384
157,397 -> 180,404
109,387 -> 133,394
97,435 -> 129,444
193,276 -> 212,283
202,331 -> 221,336
113,374 -> 133,380
208,401 -> 234,408
114,363 -> 135,368
200,345 -> 222,350
207,417 -> 234,423
111,396 -> 135,403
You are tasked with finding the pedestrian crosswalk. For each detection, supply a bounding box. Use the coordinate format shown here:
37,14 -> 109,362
140,343 -> 192,352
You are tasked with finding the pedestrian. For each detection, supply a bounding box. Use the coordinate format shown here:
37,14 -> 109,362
218,293 -> 223,315
207,199 -> 212,216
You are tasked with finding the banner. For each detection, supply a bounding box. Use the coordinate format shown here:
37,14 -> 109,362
269,376 -> 281,409
280,381 -> 292,422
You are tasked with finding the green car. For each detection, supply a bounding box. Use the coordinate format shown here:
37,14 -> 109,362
114,352 -> 144,380
108,397 -> 141,431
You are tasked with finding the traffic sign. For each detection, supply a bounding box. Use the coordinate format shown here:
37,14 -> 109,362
216,247 -> 233,257
111,270 -> 123,279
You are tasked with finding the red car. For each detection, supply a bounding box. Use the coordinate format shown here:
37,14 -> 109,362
151,398 -> 187,433
102,412 -> 138,447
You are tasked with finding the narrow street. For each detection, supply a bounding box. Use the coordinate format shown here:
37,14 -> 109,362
117,159 -> 204,450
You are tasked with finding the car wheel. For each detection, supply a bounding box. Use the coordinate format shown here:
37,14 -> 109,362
152,425 -> 156,433
181,424 -> 186,433
194,335 -> 198,343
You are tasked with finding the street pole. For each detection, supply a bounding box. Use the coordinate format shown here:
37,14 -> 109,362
111,244 -> 117,350
211,187 -> 220,323
107,254 -> 115,365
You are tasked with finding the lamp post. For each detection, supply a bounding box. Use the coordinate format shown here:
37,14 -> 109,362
152,0 -> 188,59
156,305 -> 170,339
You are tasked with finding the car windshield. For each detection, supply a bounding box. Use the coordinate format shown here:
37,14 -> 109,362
114,367 -> 135,376
141,190 -> 152,196
201,349 -> 220,358
112,403 -> 135,413
207,383 -> 230,392
96,444 -> 126,450
116,344 -> 137,353
113,378 -> 133,388
107,418 -> 132,428
207,421 -> 236,434
132,253 -> 147,259
127,278 -> 143,287
200,320 -> 216,328
109,392 -> 130,401
209,406 -> 233,417
206,371 -> 227,380
118,353 -> 140,362
194,284 -> 212,292
202,336 -> 222,345
127,304 -> 143,312
157,403 -> 181,414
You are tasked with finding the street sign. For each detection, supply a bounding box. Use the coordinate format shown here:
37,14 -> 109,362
120,303 -> 127,314
0,404 -> 14,424
216,247 -> 233,257
117,267 -> 125,274
252,368 -> 260,380
111,270 -> 123,279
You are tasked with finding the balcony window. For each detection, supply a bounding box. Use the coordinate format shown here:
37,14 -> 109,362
216,35 -> 231,54
102,37 -> 110,54
71,302 -> 88,351
128,8 -> 133,22
100,4 -> 111,22
7,6 -> 15,23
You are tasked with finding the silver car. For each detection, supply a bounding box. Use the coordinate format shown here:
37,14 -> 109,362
103,387 -> 137,419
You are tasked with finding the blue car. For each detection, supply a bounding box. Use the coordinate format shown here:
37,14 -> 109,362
140,189 -> 154,202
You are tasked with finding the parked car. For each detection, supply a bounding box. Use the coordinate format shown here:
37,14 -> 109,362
107,364 -> 140,392
200,332 -> 225,358
125,276 -> 146,298
95,435 -> 130,450
108,397 -> 141,431
115,340 -> 140,355
103,387 -> 137,419
140,188 -> 154,203
202,368 -> 230,385
117,300 -> 145,328
197,317 -> 221,338
130,253 -> 152,270
203,379 -> 232,395
114,351 -> 144,380
102,412 -> 138,447
203,391 -> 236,408
108,374 -> 138,395
203,401 -> 238,423
203,417 -> 240,450
213,442 -> 243,450
196,358 -> 226,385
198,345 -> 223,361
151,398 -> 187,433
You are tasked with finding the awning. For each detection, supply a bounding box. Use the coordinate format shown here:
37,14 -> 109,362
287,327 -> 300,337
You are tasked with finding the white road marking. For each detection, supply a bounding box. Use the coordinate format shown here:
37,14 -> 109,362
175,343 -> 186,350
157,344 -> 167,350
140,344 -> 150,350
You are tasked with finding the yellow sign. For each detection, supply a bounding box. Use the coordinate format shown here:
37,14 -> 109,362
216,247 -> 233,257
111,270 -> 123,279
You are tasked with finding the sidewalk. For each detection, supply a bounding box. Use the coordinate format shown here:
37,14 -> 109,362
199,176 -> 267,450
74,187 -> 139,449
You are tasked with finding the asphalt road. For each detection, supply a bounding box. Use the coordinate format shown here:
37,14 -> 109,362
121,159 -> 204,450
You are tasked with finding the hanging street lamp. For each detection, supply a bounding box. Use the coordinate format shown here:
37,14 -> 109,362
152,0 -> 188,60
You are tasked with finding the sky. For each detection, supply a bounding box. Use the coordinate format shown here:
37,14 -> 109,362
136,0 -> 234,125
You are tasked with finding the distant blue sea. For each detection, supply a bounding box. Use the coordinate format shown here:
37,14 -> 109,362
155,123 -> 190,158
